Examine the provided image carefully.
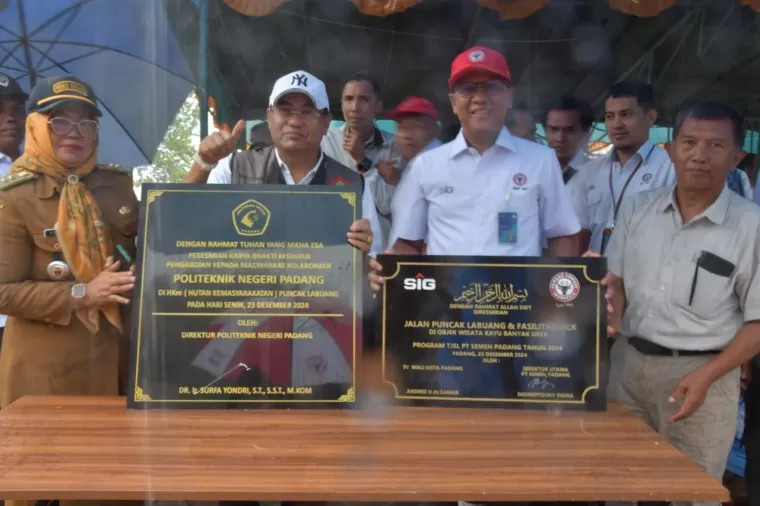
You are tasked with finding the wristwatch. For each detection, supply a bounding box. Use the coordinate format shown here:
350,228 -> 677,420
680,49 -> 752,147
357,157 -> 372,173
71,283 -> 86,299
194,151 -> 218,172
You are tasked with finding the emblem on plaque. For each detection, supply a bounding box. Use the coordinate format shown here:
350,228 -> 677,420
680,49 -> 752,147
232,199 -> 271,237
549,272 -> 580,303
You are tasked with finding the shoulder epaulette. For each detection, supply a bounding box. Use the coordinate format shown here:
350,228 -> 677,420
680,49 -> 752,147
97,163 -> 131,174
0,171 -> 38,191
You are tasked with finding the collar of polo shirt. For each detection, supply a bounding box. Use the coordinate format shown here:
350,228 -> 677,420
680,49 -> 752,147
612,138 -> 656,165
661,184 -> 732,225
448,126 -> 516,159
566,150 -> 588,171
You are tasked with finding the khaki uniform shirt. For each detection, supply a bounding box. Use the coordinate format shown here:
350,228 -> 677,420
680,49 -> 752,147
607,185 -> 760,350
0,166 -> 138,408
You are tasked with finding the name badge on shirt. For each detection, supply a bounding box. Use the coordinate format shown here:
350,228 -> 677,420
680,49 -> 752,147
498,212 -> 518,244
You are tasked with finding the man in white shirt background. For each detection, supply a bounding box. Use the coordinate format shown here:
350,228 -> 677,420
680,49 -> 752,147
582,81 -> 676,403
543,95 -> 594,250
0,73 -> 27,350
584,81 -> 676,255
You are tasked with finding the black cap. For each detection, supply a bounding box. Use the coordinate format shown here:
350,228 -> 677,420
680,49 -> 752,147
27,75 -> 102,117
0,73 -> 29,101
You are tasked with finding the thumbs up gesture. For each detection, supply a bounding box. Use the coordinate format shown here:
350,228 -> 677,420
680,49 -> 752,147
198,120 -> 246,166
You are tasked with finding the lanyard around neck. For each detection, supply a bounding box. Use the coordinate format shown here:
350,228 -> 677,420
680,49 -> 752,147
608,144 -> 656,222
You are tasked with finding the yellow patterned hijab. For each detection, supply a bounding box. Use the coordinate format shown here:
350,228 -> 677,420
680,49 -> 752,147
11,111 -> 122,335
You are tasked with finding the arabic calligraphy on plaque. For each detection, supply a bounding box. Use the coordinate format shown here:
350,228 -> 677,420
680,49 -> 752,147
453,283 -> 529,305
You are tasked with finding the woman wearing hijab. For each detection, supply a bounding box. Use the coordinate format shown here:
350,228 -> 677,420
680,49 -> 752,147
0,75 -> 138,413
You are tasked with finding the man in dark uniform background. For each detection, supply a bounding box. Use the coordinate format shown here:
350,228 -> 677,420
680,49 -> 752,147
0,74 -> 27,352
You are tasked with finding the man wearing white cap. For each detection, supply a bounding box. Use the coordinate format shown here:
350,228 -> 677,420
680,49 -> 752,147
183,70 -> 381,256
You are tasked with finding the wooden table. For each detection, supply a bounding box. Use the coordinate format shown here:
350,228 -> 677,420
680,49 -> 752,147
0,396 -> 728,503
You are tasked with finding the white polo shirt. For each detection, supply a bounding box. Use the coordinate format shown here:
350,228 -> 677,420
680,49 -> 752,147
391,127 -> 581,256
207,150 -> 384,257
583,140 -> 675,253
540,150 -> 589,250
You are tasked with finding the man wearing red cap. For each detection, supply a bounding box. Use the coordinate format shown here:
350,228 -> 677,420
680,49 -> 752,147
369,47 -> 581,406
386,96 -> 441,161
369,46 -> 580,267
380,96 -> 441,247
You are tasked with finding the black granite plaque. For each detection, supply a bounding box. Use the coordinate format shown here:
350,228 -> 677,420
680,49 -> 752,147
128,184 -> 362,409
378,255 -> 608,410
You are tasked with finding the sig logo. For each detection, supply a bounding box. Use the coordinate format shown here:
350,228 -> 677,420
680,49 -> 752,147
403,272 -> 436,291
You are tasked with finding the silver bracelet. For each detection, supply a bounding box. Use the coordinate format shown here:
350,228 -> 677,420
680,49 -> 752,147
194,151 -> 218,172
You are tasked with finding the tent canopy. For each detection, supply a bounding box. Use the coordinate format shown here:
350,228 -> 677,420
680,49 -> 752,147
1,0 -> 195,168
166,0 -> 760,133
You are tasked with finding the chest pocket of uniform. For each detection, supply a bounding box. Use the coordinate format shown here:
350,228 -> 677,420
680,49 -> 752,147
30,230 -> 68,281
110,213 -> 138,240
672,249 -> 736,318
587,187 -> 606,225
507,184 -> 539,219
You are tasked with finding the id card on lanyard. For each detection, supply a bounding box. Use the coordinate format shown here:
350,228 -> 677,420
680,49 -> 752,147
498,192 -> 518,245
600,145 -> 655,255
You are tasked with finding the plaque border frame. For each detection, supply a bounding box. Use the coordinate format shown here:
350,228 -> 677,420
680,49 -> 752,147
380,259 -> 602,405
129,185 -> 360,405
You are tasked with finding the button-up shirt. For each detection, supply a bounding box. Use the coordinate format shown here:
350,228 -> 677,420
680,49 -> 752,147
607,185 -> 760,350
207,149 -> 384,257
0,152 -> 11,328
565,150 -> 590,229
540,150 -> 589,250
391,127 -> 580,256
584,140 -> 675,253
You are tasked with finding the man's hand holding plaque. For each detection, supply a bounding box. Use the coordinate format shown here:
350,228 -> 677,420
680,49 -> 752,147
347,218 -> 373,255
368,249 -> 393,292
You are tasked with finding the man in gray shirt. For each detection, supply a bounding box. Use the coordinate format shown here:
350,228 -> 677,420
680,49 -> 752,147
604,101 -> 760,492
321,74 -> 402,248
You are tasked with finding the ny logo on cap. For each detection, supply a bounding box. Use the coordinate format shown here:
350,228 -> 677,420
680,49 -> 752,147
468,50 -> 485,63
0,75 -> 8,87
291,73 -> 308,87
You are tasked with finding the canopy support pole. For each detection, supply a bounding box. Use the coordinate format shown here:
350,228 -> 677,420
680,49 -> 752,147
199,0 -> 209,139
